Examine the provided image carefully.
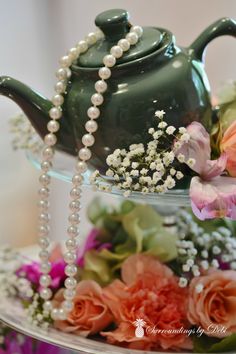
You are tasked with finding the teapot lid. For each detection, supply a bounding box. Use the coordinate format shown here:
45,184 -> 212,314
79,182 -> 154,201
76,9 -> 163,67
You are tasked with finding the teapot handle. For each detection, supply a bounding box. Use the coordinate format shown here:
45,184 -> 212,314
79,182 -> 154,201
190,17 -> 236,61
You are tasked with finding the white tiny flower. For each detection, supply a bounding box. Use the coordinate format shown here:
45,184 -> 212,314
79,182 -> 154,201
166,126 -> 176,135
106,169 -> 114,177
187,158 -> 196,167
179,277 -> 188,288
132,162 -> 139,169
158,121 -> 168,129
156,163 -> 164,171
180,133 -> 190,142
140,168 -> 148,175
230,261 -> 236,270
201,260 -> 209,270
182,264 -> 190,272
195,283 -> 204,293
179,127 -> 187,134
170,168 -> 176,176
176,171 -> 184,180
142,186 -> 149,194
153,130 -> 163,139
186,259 -> 194,267
113,149 -> 121,156
155,110 -> 166,119
211,259 -> 220,268
130,169 -> 139,177
134,183 -> 140,190
174,141 -> 182,150
212,245 -> 221,255
148,127 -> 155,134
201,250 -> 208,258
123,190 -> 131,197
177,153 -> 185,163
165,176 -> 176,189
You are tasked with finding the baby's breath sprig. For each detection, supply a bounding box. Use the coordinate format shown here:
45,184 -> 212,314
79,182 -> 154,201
176,210 -> 236,292
90,109 -> 193,197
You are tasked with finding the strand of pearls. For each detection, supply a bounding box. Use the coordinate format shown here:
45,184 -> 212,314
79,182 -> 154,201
38,25 -> 143,321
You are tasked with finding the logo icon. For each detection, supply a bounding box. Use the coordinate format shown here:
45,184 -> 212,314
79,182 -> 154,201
133,318 -> 146,338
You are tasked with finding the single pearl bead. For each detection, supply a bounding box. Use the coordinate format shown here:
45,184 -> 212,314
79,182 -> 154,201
62,300 -> 73,313
126,32 -> 138,45
68,213 -> 80,225
39,250 -> 49,261
38,200 -> 49,210
118,38 -> 130,51
52,94 -> 64,107
40,274 -> 51,287
65,238 -> 78,251
38,225 -> 49,236
76,161 -> 88,173
47,120 -> 60,133
98,67 -> 111,80
64,289 -> 76,300
44,133 -> 57,146
77,40 -> 88,53
55,81 -> 66,94
39,174 -> 51,186
66,68 -> 72,78
41,261 -> 51,274
40,287 -> 52,300
64,277 -> 77,289
85,32 -> 97,45
95,29 -> 104,40
70,187 -> 82,198
87,106 -> 100,119
85,120 -> 98,133
82,133 -> 95,147
131,25 -> 143,38
65,264 -> 77,277
49,107 -> 62,120
95,80 -> 107,93
39,212 -> 49,224
38,236 -> 50,249
59,55 -> 72,68
69,200 -> 81,212
56,68 -> 67,80
38,187 -> 50,198
64,252 -> 76,264
41,161 -> 52,172
72,174 -> 83,185
67,226 -> 78,237
42,146 -> 54,160
58,308 -> 67,320
43,300 -> 52,312
103,54 -> 116,67
110,45 -> 123,58
91,93 -> 103,106
78,147 -> 92,161
51,308 -> 59,320
68,47 -> 79,60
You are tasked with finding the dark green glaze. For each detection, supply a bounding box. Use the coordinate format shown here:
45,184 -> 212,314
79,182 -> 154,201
0,10 -> 235,175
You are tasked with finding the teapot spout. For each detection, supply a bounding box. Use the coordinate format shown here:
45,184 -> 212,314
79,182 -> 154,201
0,76 -> 76,155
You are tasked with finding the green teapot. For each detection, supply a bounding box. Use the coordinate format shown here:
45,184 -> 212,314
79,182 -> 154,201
0,9 -> 236,174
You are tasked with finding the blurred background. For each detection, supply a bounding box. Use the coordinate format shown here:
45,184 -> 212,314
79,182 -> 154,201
0,0 -> 235,248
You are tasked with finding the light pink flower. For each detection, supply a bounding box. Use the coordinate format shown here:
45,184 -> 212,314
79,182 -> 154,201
177,122 -> 236,220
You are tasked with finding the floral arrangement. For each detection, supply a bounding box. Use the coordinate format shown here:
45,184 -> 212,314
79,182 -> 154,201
2,199 -> 236,353
90,81 -> 236,221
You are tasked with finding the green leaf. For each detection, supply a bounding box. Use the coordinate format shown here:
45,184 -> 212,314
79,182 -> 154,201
87,197 -> 107,226
82,250 -> 113,286
193,333 -> 236,353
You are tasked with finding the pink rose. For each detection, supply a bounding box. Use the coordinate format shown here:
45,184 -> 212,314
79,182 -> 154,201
53,280 -> 113,336
188,270 -> 236,338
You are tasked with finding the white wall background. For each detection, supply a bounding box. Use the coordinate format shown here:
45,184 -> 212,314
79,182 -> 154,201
0,0 -> 235,247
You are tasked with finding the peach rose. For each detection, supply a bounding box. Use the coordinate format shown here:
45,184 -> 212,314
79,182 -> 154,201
188,270 -> 236,338
101,254 -> 192,351
220,120 -> 236,176
53,280 -> 113,336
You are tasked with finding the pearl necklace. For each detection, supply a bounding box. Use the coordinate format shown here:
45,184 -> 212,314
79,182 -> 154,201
37,25 -> 143,321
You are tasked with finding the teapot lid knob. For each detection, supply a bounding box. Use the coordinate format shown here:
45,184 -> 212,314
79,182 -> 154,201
95,9 -> 130,41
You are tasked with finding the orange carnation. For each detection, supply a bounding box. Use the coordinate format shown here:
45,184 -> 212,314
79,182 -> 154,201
220,120 -> 236,176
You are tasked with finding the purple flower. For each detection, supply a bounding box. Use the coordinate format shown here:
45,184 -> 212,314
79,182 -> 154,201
77,229 -> 112,267
176,122 -> 236,220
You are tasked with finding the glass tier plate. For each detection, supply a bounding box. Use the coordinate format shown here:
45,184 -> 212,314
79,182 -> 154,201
26,150 -> 190,207
0,246 -> 228,354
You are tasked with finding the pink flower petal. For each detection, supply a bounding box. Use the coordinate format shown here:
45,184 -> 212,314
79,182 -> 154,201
190,176 -> 236,220
202,153 -> 227,180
